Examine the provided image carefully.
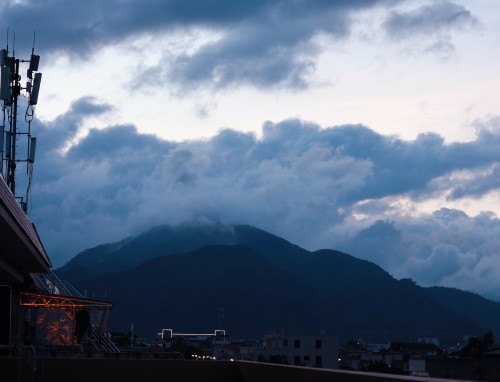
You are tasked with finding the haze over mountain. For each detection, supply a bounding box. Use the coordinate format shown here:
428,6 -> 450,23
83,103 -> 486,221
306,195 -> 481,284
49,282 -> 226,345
57,222 -> 499,343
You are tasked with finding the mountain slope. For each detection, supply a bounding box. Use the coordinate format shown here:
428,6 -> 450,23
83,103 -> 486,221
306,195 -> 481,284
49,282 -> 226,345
426,286 -> 500,336
58,223 -> 310,279
60,241 -> 485,343
55,222 -> 500,343
58,223 -> 237,277
66,244 -> 322,339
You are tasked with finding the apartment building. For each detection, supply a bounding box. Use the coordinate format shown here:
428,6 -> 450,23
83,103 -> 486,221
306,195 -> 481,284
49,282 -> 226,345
254,333 -> 339,369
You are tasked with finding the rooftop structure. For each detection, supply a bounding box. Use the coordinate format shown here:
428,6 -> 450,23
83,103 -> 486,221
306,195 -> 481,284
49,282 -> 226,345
0,174 -> 50,283
0,37 -> 116,354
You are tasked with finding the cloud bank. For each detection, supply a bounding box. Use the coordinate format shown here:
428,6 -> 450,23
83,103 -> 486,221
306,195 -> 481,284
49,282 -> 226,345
0,0 -> 477,90
27,98 -> 500,300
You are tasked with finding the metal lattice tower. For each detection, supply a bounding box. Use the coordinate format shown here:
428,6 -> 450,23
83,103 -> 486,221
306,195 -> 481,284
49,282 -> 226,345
0,32 -> 42,213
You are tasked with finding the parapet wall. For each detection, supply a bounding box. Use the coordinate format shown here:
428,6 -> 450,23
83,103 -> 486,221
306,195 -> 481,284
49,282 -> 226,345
0,356 -> 467,382
236,361 -> 460,382
0,357 -> 241,382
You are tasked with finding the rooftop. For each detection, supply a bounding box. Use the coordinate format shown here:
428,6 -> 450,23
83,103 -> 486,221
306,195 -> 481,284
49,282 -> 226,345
0,175 -> 51,283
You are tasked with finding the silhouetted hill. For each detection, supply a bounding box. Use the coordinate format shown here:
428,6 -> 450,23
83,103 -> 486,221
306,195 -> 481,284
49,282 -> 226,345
58,223 -> 237,277
58,223 -> 309,279
67,244 -> 321,339
425,286 -> 500,336
55,223 -> 498,343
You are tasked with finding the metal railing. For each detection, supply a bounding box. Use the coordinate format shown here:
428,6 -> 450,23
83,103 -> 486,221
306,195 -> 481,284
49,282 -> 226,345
30,271 -> 120,353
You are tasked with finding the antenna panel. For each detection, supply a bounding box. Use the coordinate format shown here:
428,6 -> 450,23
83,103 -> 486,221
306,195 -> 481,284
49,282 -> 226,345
0,49 -> 6,66
5,133 -> 10,158
29,54 -> 40,71
0,66 -> 11,100
8,57 -> 15,73
28,137 -> 36,163
29,72 -> 42,105
0,126 -> 4,152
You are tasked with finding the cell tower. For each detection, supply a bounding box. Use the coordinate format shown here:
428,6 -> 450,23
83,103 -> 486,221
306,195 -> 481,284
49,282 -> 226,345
0,31 -> 42,213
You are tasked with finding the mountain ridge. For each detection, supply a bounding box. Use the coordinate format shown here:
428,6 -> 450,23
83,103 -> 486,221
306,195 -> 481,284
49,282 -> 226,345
56,222 -> 499,343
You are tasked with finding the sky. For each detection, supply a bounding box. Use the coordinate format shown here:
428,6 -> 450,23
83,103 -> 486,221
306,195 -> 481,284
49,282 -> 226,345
2,0 -> 500,299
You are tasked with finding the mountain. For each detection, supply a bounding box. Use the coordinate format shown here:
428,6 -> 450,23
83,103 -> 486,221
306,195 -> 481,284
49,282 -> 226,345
58,223 -> 311,279
425,286 -> 500,336
58,223 -> 237,277
67,245 -> 321,340
56,223 -> 499,343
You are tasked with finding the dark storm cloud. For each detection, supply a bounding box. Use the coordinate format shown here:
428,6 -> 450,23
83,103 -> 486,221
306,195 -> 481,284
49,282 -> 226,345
447,164 -> 500,200
1,0 -> 476,89
382,0 -> 478,56
383,0 -> 478,38
29,98 -> 174,262
0,0 -> 378,51
1,0 -> 372,90
26,99 -> 500,300
336,210 -> 500,300
160,2 -> 353,89
270,126 -> 498,203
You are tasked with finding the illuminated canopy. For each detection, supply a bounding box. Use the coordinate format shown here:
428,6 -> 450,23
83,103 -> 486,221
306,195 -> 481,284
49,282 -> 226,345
20,291 -> 113,311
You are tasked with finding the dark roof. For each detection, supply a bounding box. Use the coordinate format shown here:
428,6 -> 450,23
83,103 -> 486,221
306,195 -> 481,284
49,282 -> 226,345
0,175 -> 51,283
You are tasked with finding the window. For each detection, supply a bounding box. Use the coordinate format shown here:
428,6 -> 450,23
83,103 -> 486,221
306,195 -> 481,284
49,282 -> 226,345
294,339 -> 300,349
283,339 -> 288,347
315,339 -> 322,349
294,356 -> 301,365
304,356 -> 310,362
315,356 -> 322,367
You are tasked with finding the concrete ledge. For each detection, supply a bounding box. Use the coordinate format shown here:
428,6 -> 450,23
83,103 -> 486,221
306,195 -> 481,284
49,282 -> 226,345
236,361 -> 469,382
0,357 -> 241,382
0,357 -> 471,382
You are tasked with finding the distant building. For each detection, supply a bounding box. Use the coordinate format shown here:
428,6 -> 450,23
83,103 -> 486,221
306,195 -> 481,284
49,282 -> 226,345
156,328 -> 230,356
339,340 -> 443,373
254,333 -> 339,369
418,337 -> 439,346
366,343 -> 391,353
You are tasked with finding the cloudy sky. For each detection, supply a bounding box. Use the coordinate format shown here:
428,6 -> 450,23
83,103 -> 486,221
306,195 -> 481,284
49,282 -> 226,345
2,0 -> 500,299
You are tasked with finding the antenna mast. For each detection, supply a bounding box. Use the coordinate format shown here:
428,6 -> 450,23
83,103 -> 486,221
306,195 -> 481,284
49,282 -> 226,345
0,30 -> 43,213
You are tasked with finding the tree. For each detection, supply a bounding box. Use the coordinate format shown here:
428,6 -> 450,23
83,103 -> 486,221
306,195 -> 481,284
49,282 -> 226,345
461,330 -> 496,356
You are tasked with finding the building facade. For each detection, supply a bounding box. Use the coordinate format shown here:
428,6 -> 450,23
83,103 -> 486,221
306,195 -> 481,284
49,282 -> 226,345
255,333 -> 339,369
